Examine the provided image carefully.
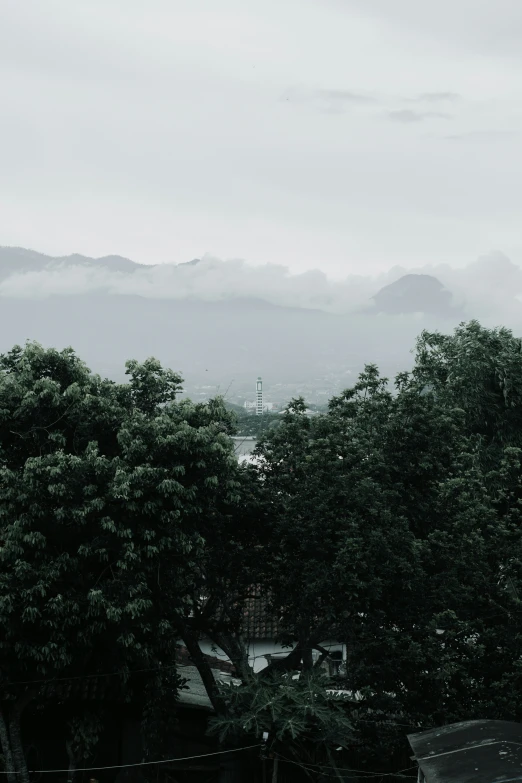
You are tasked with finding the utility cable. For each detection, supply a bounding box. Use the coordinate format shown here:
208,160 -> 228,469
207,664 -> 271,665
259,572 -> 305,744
278,755 -> 418,779
0,744 -> 262,775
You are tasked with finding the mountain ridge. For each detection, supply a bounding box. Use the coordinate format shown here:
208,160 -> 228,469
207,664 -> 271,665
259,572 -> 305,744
1,247 -> 458,316
0,246 -> 148,280
0,246 -> 467,401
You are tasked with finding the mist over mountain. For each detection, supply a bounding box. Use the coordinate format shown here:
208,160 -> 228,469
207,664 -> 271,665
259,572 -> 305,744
1,246 -> 520,317
0,246 -> 520,402
370,274 -> 461,317
0,246 -> 147,281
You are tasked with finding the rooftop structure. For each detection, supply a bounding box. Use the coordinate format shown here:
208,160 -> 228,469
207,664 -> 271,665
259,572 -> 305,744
408,719 -> 522,783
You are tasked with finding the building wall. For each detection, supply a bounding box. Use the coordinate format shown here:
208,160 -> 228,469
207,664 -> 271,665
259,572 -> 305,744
243,401 -> 275,411
199,639 -> 290,672
198,639 -> 345,674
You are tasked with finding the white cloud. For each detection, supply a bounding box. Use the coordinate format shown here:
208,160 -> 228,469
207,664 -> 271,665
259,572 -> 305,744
2,252 -> 522,328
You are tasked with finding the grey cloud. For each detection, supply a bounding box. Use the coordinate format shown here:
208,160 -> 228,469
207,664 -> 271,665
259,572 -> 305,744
3,252 -> 522,328
0,256 -> 376,313
429,253 -> 522,324
282,86 -> 378,114
413,92 -> 461,103
314,89 -> 377,105
445,130 -> 520,141
283,88 -> 459,117
388,110 -> 453,123
339,0 -> 522,60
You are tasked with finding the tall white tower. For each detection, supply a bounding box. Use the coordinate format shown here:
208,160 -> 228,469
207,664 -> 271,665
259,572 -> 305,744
256,377 -> 263,416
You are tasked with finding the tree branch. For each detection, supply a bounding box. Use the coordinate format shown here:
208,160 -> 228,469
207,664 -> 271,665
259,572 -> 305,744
181,630 -> 229,715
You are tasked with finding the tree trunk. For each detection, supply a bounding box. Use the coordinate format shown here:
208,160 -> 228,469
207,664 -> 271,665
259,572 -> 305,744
271,755 -> 279,783
182,630 -> 229,715
0,705 -> 17,783
211,632 -> 252,684
261,642 -> 304,678
302,646 -> 314,672
312,645 -> 331,671
66,740 -> 76,783
8,705 -> 30,783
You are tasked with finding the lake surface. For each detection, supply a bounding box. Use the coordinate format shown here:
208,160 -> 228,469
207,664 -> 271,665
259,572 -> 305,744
231,436 -> 257,457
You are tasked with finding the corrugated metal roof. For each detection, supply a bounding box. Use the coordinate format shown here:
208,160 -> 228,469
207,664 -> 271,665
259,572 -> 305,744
408,720 -> 522,783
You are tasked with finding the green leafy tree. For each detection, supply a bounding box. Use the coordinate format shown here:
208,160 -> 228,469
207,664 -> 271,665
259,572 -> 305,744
234,411 -> 281,438
66,712 -> 104,781
210,670 -> 354,782
412,319 -> 522,468
0,343 -> 244,780
249,359 -> 522,770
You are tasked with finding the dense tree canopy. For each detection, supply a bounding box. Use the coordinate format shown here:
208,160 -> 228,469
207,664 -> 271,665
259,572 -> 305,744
0,343 -> 246,780
246,345 -> 522,769
412,319 -> 522,466
3,322 -> 522,782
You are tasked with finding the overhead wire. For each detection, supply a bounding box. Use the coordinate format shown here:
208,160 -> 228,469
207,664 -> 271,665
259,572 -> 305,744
0,745 -> 262,775
3,644 -> 347,688
0,748 -> 421,780
277,755 -> 418,779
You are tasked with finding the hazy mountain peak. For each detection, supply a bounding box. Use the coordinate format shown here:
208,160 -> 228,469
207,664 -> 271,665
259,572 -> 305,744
372,273 -> 458,316
177,258 -> 202,267
0,246 -> 146,280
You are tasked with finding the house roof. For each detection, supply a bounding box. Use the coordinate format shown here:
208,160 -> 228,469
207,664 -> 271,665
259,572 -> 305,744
39,674 -> 125,703
36,647 -> 237,709
25,593 -> 281,711
177,665 -> 239,711
242,585 -> 281,640
176,645 -> 235,674
408,719 -> 522,783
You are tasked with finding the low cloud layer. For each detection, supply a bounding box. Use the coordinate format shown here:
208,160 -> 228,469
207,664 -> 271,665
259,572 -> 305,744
410,92 -> 461,103
387,109 -> 453,123
1,251 -> 522,328
282,86 -> 459,122
444,130 -> 520,142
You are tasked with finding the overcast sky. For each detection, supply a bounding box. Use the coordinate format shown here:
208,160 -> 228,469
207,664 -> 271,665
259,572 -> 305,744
2,0 -> 522,276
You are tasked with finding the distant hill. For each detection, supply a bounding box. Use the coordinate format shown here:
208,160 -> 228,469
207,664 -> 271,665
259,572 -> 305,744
0,246 -> 147,280
0,247 -> 206,279
0,292 -> 339,383
371,274 -> 459,317
0,248 -> 466,400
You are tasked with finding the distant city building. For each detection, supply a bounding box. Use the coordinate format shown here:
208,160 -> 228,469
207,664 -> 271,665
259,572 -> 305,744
244,401 -> 275,412
241,377 -> 281,413
256,376 -> 263,416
